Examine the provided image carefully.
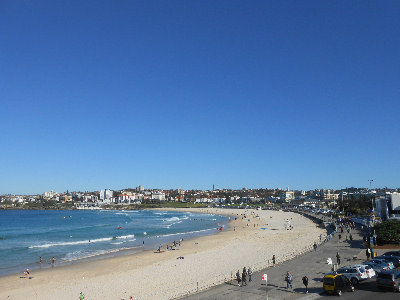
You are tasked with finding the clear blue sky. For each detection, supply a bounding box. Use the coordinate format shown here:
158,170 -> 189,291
1,1 -> 399,194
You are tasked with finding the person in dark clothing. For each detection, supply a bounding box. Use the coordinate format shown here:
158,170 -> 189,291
336,252 -> 341,265
302,275 -> 309,294
248,267 -> 252,282
272,255 -> 276,266
366,248 -> 371,260
242,268 -> 247,286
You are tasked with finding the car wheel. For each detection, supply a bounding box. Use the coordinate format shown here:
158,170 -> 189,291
337,290 -> 342,296
351,278 -> 359,285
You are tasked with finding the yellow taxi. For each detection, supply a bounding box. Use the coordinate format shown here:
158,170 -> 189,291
323,273 -> 355,296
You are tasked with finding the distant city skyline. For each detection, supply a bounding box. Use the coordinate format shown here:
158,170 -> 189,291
1,1 -> 399,195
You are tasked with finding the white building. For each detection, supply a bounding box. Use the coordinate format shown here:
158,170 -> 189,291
100,189 -> 113,201
42,190 -> 57,199
151,191 -> 166,201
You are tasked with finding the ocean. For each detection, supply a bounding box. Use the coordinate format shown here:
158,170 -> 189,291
0,209 -> 228,276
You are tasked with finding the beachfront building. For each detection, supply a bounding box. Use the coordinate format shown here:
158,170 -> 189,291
151,191 -> 166,201
281,191 -> 294,202
100,189 -> 113,201
42,190 -> 58,200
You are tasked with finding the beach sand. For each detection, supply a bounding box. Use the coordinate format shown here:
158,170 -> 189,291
0,208 -> 326,300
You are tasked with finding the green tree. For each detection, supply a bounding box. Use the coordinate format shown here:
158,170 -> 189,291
375,220 -> 400,245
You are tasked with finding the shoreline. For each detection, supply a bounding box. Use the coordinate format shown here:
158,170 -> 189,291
0,208 -> 229,277
1,208 -> 326,300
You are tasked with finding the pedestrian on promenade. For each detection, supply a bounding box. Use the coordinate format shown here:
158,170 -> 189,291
338,234 -> 342,241
349,234 -> 353,242
272,254 -> 276,266
236,270 -> 241,286
313,242 -> 317,252
302,275 -> 309,294
242,268 -> 247,286
336,252 -> 341,265
248,267 -> 252,282
366,248 -> 371,260
285,271 -> 293,289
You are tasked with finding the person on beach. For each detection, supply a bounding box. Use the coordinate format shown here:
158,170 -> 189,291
302,275 -> 309,294
248,267 -> 252,282
313,242 -> 317,252
39,257 -> 42,264
236,270 -> 241,286
242,267 -> 247,286
24,268 -> 30,277
285,271 -> 293,289
272,255 -> 276,266
336,252 -> 341,265
79,292 -> 85,300
51,257 -> 55,265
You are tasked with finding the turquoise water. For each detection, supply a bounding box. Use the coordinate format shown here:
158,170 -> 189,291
0,209 -> 228,276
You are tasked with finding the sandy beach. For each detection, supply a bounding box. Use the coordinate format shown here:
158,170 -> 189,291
0,208 -> 326,300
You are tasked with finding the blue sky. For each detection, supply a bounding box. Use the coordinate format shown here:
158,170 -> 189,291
1,1 -> 399,194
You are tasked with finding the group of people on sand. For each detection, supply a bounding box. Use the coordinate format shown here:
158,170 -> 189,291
235,267 -> 253,286
157,239 -> 183,252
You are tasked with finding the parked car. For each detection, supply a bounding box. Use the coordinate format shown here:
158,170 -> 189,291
363,261 -> 391,272
376,269 -> 400,292
323,273 -> 355,296
368,259 -> 395,269
350,264 -> 376,278
384,251 -> 400,257
336,266 -> 368,285
377,255 -> 400,268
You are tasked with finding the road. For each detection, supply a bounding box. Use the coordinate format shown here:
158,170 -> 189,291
181,212 -> 398,300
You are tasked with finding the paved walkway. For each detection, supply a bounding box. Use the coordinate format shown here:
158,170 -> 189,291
182,215 -> 366,300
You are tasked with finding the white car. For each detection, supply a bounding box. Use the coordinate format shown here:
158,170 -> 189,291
350,264 -> 376,278
336,266 -> 369,285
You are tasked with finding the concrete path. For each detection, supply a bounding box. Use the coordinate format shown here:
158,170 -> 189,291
182,215 -> 365,300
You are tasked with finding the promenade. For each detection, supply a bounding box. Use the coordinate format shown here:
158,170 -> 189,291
183,214 -> 365,300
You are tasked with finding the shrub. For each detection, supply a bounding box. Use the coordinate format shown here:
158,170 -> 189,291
375,220 -> 400,245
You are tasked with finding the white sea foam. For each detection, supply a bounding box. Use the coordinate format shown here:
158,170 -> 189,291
116,234 -> 135,239
164,217 -> 180,222
29,237 -> 113,248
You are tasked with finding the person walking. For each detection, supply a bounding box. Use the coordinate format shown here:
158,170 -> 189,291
336,252 -> 341,265
366,248 -> 371,260
302,275 -> 309,294
313,242 -> 317,252
285,271 -> 293,289
248,267 -> 252,282
272,255 -> 276,266
242,267 -> 247,286
236,270 -> 241,286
